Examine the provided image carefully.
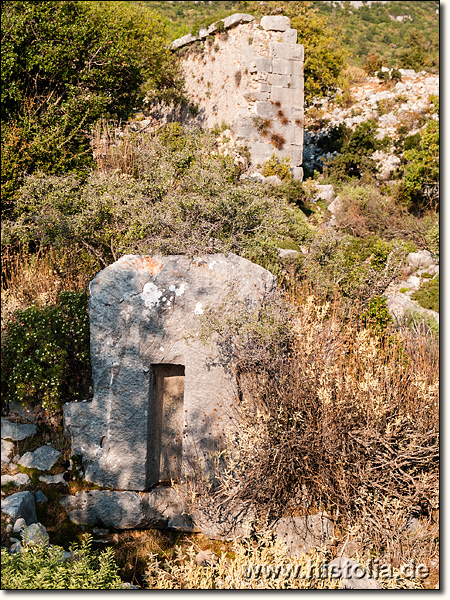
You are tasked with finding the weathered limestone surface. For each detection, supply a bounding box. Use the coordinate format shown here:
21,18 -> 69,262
1,419 -> 37,441
171,15 -> 304,178
64,254 -> 276,492
274,514 -> 335,557
18,446 -> 61,471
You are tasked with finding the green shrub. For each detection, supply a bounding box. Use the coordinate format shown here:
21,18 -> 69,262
1,291 -> 91,410
425,219 -> 439,257
1,535 -> 123,589
361,295 -> 392,334
323,120 -> 381,181
261,154 -> 292,181
411,275 -> 439,313
3,128 -> 312,278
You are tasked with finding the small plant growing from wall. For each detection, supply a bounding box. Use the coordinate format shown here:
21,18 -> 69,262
253,116 -> 272,137
271,133 -> 286,150
277,110 -> 289,126
234,70 -> 242,87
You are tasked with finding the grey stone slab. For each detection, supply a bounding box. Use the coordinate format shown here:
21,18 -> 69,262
171,33 -> 197,50
407,250 -> 437,270
254,57 -> 273,73
274,514 -> 334,557
18,446 -> 61,471
39,473 -> 67,486
261,15 -> 291,31
1,419 -> 37,442
315,184 -> 335,203
267,73 -> 291,88
1,491 -> 37,525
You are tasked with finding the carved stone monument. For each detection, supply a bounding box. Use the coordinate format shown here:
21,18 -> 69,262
64,254 -> 276,493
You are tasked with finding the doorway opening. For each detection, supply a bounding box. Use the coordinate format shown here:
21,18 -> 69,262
147,364 -> 185,488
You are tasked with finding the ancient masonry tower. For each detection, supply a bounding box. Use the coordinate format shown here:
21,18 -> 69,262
172,14 -> 304,179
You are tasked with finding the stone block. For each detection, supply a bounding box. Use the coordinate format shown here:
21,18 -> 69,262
64,255 -> 276,492
273,59 -> 303,77
232,116 -> 257,141
254,101 -> 277,119
282,29 -> 298,44
267,73 -> 291,87
254,57 -> 272,73
261,15 -> 291,31
270,42 -> 303,61
248,142 -> 275,165
407,250 -> 437,270
223,13 -> 254,29
292,167 -> 304,181
315,184 -> 335,203
270,86 -> 303,110
274,514 -> 334,557
1,419 -> 37,442
1,491 -> 37,525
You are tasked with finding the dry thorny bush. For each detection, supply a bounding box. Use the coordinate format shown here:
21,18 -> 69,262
189,286 -> 439,569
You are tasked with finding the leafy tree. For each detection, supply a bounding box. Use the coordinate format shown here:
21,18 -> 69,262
239,1 -> 347,104
1,0 -> 183,213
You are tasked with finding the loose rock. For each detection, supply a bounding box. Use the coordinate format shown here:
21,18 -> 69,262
22,522 -> 50,547
1,419 -> 37,441
1,473 -> 30,487
18,446 -> 61,471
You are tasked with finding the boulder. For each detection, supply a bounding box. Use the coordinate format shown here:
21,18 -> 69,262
315,184 -> 335,203
1,491 -> 37,525
1,419 -> 37,441
274,513 -> 334,557
328,557 -> 382,589
22,522 -> 50,547
278,249 -> 300,259
1,473 -> 30,487
407,250 -> 437,270
18,446 -> 61,471
1,439 -> 15,463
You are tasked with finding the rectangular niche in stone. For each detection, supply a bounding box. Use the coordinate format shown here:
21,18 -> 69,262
148,364 -> 185,488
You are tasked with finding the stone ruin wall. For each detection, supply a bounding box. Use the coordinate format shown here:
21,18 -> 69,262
172,14 -> 304,179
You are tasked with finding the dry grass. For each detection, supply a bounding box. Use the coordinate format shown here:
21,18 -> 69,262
1,246 -> 88,332
189,284 -> 439,581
